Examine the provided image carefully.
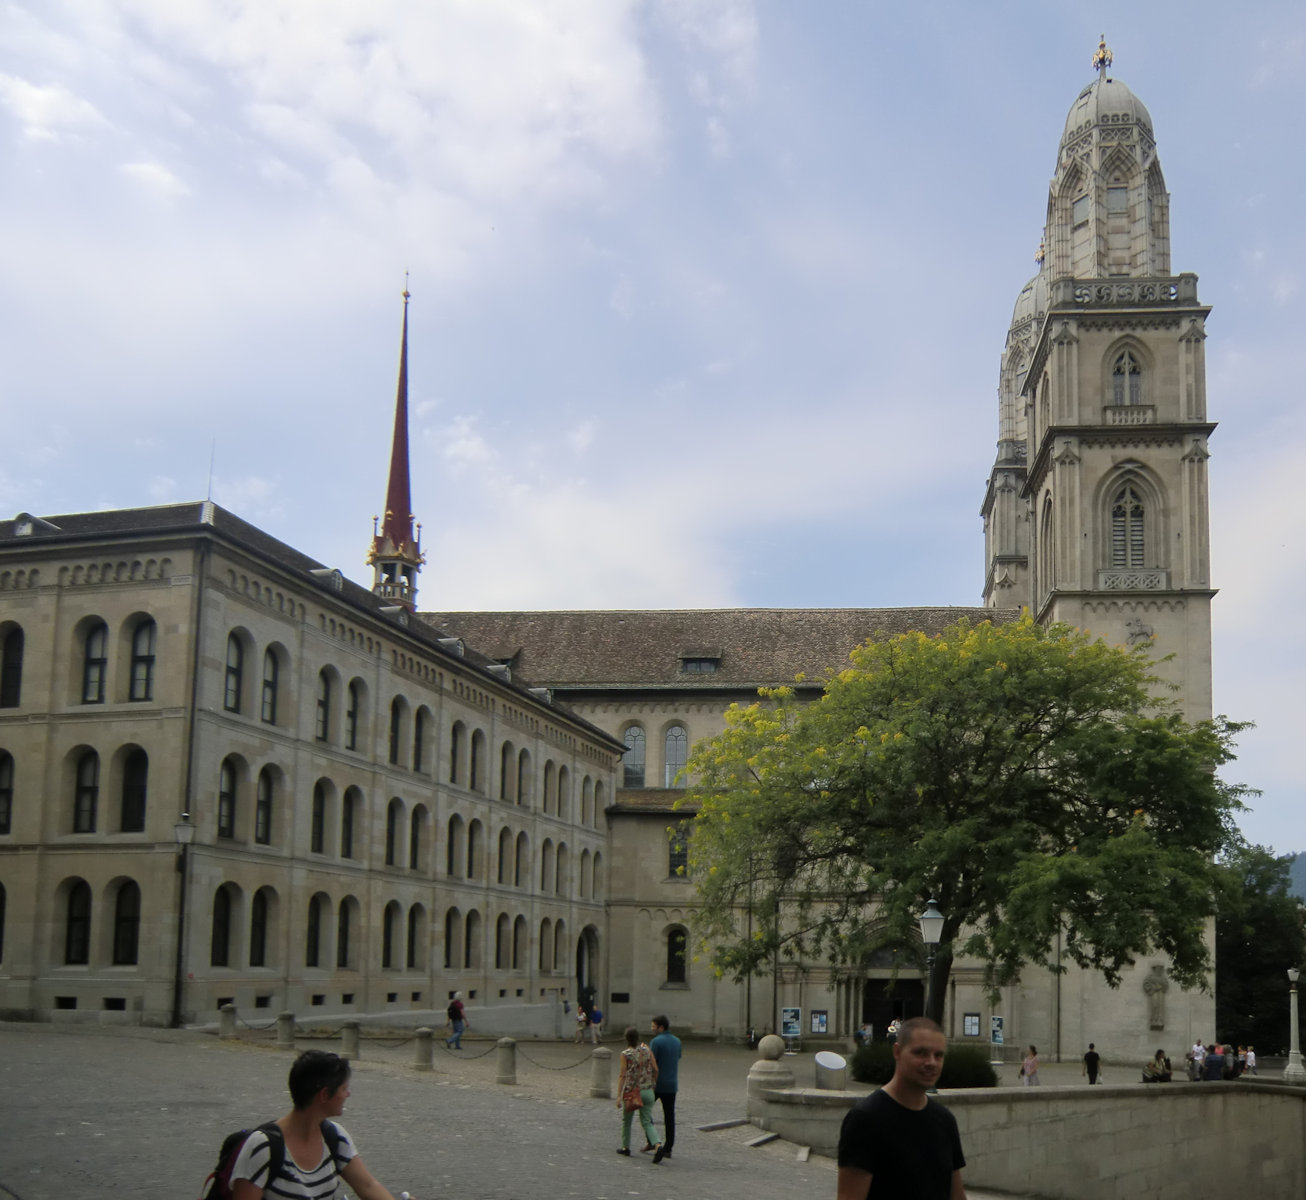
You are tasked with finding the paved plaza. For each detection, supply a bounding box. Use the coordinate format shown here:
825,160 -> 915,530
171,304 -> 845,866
0,1022 -> 1118,1199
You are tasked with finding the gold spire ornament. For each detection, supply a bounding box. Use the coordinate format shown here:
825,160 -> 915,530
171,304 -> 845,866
1093,35 -> 1113,79
1035,238 -> 1046,267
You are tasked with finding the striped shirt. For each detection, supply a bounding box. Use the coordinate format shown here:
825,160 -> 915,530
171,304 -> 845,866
231,1121 -> 355,1199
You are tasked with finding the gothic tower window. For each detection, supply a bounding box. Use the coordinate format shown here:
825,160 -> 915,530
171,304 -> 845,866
1113,351 -> 1143,406
1111,485 -> 1146,568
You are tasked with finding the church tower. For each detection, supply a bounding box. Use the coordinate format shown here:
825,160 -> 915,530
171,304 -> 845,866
368,286 -> 424,610
983,39 -> 1216,722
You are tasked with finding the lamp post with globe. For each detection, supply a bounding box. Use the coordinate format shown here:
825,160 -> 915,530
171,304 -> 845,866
918,898 -> 945,1023
1284,968 -> 1306,1084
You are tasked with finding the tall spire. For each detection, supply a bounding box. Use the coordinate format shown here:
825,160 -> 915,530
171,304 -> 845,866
368,280 -> 424,610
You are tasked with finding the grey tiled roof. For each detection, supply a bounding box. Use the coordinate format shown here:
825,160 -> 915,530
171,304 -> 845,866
419,607 -> 1020,688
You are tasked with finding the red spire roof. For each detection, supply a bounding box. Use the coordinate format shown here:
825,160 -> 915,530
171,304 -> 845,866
381,288 -> 414,550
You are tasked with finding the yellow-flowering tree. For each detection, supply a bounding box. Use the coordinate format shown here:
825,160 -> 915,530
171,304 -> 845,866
681,616 -> 1250,1022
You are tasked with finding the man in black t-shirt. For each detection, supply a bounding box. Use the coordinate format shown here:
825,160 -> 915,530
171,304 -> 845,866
836,1017 -> 967,1200
1082,1043 -> 1102,1084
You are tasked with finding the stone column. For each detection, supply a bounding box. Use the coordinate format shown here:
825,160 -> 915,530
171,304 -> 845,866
414,1028 -> 434,1071
496,1037 -> 517,1085
219,1003 -> 237,1040
590,1046 -> 613,1098
342,1020 -> 360,1059
276,1011 -> 295,1050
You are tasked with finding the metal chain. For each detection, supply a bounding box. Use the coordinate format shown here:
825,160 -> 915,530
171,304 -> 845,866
514,1045 -> 591,1071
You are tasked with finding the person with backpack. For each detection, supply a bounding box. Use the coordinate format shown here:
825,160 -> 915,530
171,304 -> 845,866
446,991 -> 468,1049
223,1049 -> 409,1200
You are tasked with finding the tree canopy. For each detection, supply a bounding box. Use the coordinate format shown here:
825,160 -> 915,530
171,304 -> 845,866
680,615 -> 1249,1019
1215,843 -> 1306,1053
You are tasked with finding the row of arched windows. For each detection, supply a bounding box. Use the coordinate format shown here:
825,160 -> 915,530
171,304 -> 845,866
0,616 -> 155,711
622,723 -> 689,789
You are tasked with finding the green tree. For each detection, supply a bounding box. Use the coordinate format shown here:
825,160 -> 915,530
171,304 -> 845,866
1215,843 -> 1306,1054
681,616 -> 1249,1022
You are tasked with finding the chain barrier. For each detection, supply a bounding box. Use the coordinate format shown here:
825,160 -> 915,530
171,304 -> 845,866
514,1045 -> 591,1071
235,1013 -> 281,1031
441,1039 -> 497,1060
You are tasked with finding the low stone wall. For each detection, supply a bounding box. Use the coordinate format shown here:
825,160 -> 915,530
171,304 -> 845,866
749,1080 -> 1306,1199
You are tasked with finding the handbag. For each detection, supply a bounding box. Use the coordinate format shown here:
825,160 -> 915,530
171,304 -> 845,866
622,1081 -> 644,1113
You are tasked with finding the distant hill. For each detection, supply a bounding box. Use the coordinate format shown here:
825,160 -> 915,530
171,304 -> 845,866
1290,853 -> 1306,902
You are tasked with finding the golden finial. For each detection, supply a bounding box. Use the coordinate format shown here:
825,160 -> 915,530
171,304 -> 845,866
402,270 -> 410,304
1092,35 -> 1113,79
1034,239 -> 1045,267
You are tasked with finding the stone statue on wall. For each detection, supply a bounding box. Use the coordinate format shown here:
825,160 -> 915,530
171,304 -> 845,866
1143,964 -> 1169,1029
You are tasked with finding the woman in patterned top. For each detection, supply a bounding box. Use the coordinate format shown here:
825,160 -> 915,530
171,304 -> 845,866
232,1050 -> 409,1200
615,1025 -> 662,1159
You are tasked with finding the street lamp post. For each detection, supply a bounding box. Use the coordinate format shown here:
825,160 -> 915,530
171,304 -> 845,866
1285,968 -> 1306,1084
918,898 -> 945,1023
171,813 -> 196,1029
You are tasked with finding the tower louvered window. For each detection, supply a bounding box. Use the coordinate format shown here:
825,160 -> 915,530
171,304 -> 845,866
1111,485 -> 1145,568
1113,351 -> 1142,405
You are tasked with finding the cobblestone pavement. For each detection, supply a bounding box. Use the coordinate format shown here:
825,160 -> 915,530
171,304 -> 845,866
0,1024 -> 1032,1199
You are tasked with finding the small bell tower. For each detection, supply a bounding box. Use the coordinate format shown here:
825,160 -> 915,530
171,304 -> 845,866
368,283 -> 424,610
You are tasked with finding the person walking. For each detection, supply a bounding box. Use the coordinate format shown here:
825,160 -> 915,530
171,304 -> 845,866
589,1006 -> 604,1045
615,1025 -> 661,1161
231,1049 -> 410,1200
649,1015 -> 682,1163
1019,1045 -> 1040,1086
1082,1043 -> 1102,1085
1190,1039 -> 1206,1080
1246,1045 -> 1258,1075
445,992 -> 468,1049
836,1017 -> 968,1199
573,1004 -> 590,1044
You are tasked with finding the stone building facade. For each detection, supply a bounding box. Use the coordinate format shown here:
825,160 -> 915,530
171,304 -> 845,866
0,504 -> 619,1027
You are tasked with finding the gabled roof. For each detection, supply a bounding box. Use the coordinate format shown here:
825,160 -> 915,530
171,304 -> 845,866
420,607 -> 1019,689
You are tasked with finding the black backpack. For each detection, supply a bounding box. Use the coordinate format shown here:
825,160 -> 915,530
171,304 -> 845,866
201,1120 -> 342,1200
447,1001 -> 460,1021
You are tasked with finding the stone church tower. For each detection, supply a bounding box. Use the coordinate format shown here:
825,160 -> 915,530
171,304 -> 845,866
983,41 -> 1215,722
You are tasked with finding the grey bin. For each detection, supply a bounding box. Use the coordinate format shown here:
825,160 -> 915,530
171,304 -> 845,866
814,1050 -> 848,1090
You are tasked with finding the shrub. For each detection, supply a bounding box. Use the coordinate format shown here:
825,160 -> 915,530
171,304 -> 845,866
850,1041 -> 997,1089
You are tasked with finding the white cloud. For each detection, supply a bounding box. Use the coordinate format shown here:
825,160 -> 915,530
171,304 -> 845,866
118,160 -> 190,201
0,74 -> 109,141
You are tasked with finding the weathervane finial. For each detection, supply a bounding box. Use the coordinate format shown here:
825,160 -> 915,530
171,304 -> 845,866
1035,238 -> 1046,267
1092,35 -> 1113,80
402,270 -> 410,304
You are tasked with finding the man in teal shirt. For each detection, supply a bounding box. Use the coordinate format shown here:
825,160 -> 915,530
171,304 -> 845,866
649,1015 -> 682,1163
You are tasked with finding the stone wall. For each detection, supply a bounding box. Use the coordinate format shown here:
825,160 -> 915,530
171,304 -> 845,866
749,1081 -> 1306,1199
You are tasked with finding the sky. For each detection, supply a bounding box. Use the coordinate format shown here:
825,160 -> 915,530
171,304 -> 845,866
2,1 -> 1303,853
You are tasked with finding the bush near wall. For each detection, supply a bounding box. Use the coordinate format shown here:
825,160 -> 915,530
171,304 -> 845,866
851,1042 -> 997,1089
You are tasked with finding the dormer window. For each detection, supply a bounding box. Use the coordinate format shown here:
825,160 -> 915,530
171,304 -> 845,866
679,651 -> 721,675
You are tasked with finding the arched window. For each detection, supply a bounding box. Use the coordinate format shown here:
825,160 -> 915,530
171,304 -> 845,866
0,626 -> 23,708
211,886 -> 233,967
542,761 -> 556,815
316,670 -> 332,742
311,781 -> 328,854
449,722 -> 465,784
1111,484 -> 1146,568
513,915 -> 527,969
666,927 -> 688,984
553,919 -> 566,973
217,758 -> 237,839
593,851 -> 604,900
129,619 -> 156,702
0,882 -> 6,963
386,798 -> 402,866
1113,350 -> 1143,406
341,787 -> 360,859
467,820 -> 483,880
581,776 -> 594,826
500,742 -> 515,801
82,621 -> 108,704
112,880 -> 140,965
337,899 -> 353,968
446,814 -> 465,877
406,905 -> 423,969
664,725 -> 688,787
540,838 -> 555,892
498,827 -> 513,884
444,908 -> 463,969
623,726 -> 646,788
517,749 -> 530,807
464,909 -> 482,969
224,634 -> 243,712
0,751 -> 12,835
74,750 -> 99,833
305,894 -> 326,967
470,730 -> 486,793
249,888 -> 270,967
254,768 -> 274,845
65,880 -> 91,964
260,650 -> 279,724
383,901 -> 402,968
388,698 -> 404,766
409,807 -> 425,871
345,680 -> 361,750
515,832 -> 528,888
413,708 -> 427,773
557,766 -> 570,822
555,843 -> 569,897
496,913 -> 510,969
121,748 -> 148,832
668,822 -> 689,877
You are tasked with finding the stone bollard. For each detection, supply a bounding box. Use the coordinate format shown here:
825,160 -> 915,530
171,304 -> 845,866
414,1027 -> 434,1071
590,1046 -> 613,1098
496,1037 -> 517,1085
277,1011 -> 296,1050
342,1020 -> 361,1060
747,1033 -> 795,1116
219,1003 -> 237,1040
